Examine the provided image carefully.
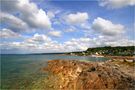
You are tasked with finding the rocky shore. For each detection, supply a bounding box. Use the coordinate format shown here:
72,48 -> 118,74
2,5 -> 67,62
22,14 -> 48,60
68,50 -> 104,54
43,59 -> 135,90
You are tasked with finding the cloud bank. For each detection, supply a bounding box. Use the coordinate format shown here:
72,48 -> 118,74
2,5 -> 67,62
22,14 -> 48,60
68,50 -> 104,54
92,17 -> 124,36
0,0 -> 134,54
1,0 -> 51,31
65,12 -> 89,24
99,0 -> 135,9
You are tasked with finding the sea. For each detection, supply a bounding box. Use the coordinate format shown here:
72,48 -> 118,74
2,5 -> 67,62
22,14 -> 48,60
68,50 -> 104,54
1,54 -> 108,89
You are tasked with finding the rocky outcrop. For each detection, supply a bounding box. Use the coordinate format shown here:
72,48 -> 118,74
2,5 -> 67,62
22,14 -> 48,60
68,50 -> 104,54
43,60 -> 135,90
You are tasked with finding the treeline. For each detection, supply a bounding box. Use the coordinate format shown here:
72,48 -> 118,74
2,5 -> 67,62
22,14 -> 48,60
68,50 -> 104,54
68,46 -> 135,56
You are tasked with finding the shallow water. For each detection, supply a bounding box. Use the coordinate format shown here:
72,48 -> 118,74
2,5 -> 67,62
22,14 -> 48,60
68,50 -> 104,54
1,54 -> 108,89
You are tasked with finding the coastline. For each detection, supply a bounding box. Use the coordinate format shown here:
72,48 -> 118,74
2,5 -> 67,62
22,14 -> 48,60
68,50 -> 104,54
104,55 -> 135,60
40,58 -> 135,90
62,54 -> 135,62
2,54 -> 134,89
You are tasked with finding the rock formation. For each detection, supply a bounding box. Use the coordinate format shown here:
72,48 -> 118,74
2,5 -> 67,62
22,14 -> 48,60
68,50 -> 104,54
43,60 -> 135,90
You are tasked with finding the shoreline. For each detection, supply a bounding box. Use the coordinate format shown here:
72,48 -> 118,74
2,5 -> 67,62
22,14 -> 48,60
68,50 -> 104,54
104,55 -> 135,59
61,54 -> 135,61
41,58 -> 135,90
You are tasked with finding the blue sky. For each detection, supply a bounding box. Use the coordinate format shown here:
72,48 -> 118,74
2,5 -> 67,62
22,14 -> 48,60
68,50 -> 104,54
0,0 -> 135,54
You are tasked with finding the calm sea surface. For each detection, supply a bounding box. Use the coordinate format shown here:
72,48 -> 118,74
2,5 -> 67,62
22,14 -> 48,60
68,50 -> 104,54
1,54 -> 108,89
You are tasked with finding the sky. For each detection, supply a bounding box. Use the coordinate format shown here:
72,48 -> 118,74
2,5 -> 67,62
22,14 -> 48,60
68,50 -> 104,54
0,0 -> 135,54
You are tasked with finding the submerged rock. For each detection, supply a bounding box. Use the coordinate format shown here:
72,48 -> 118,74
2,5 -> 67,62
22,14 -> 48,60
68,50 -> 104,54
43,60 -> 135,90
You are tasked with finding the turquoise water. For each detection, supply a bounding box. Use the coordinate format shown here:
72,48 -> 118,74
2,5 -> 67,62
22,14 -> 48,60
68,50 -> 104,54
1,54 -> 108,89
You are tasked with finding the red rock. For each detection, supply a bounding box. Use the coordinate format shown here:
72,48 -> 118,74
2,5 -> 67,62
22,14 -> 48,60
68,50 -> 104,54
43,60 -> 135,90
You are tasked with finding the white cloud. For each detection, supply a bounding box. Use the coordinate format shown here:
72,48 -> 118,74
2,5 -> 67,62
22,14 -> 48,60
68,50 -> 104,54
0,33 -> 60,53
0,12 -> 28,32
25,33 -> 52,43
0,28 -> 21,38
1,34 -> 134,54
104,39 -> 135,46
65,12 -> 89,24
47,11 -> 55,19
92,35 -> 135,47
1,0 -> 51,29
65,28 -> 75,32
18,0 -> 51,29
1,0 -> 18,12
81,23 -> 91,30
92,17 -> 124,36
0,33 -> 92,53
64,38 -> 92,51
48,30 -> 62,37
99,0 -> 135,9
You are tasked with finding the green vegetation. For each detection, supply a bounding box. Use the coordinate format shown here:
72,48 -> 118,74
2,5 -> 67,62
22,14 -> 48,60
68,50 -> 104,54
68,46 -> 135,56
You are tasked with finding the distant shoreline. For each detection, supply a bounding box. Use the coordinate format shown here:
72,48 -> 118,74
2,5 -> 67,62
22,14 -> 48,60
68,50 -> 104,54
1,46 -> 134,55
